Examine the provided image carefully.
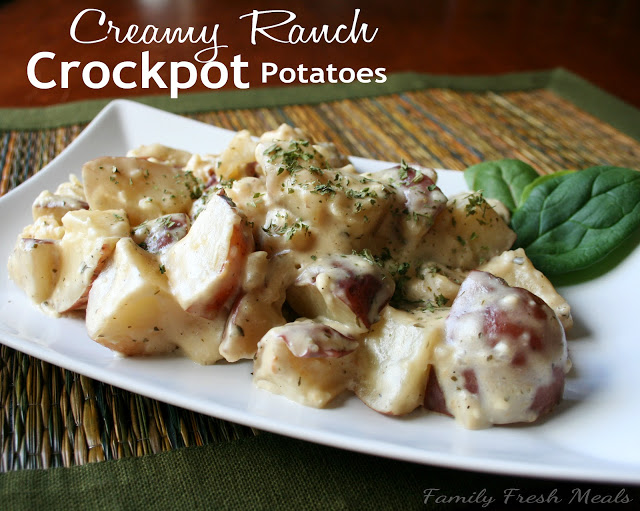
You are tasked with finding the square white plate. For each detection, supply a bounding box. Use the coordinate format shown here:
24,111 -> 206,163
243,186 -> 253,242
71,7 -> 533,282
1,100 -> 639,483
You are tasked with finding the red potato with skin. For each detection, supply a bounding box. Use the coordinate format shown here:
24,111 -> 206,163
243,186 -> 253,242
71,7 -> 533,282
214,129 -> 259,180
219,251 -> 291,362
131,213 -> 191,254
31,190 -> 89,222
361,164 -> 449,259
51,242 -> 113,312
253,319 -> 358,407
161,192 -> 254,319
265,319 -> 359,358
287,254 -> 395,336
478,248 -> 573,331
184,154 -> 222,188
8,215 -> 65,308
368,163 -> 447,226
425,271 -> 570,428
87,238 -> 226,364
219,291 -> 286,362
47,209 -> 131,314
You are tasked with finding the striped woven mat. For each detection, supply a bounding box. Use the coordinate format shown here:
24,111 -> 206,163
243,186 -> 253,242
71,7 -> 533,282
2,83 -> 640,472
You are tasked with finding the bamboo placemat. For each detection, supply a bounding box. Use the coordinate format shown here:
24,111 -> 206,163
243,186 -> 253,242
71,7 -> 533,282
2,83 -> 640,472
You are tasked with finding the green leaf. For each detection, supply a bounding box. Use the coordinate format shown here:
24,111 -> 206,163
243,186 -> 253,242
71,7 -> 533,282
519,170 -> 576,205
463,162 -> 482,190
464,159 -> 539,212
511,166 -> 640,275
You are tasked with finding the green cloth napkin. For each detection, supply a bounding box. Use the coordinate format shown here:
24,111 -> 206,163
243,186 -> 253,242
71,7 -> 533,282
1,433 -> 637,510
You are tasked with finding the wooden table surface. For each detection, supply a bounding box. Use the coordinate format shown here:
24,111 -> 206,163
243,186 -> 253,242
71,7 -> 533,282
1,0 -> 639,109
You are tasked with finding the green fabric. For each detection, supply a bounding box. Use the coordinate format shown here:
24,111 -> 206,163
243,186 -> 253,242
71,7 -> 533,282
547,69 -> 640,143
1,69 -> 639,143
1,433 -> 636,510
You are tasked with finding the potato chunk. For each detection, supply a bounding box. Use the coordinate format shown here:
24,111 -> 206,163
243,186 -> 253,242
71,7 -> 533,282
219,252 -> 289,362
54,174 -> 86,201
127,143 -> 192,167
479,248 -> 572,330
8,216 -> 65,306
215,130 -> 258,180
354,307 -> 445,415
19,215 -> 65,240
8,238 -> 60,305
253,320 -> 357,407
425,271 -> 570,429
312,142 -> 349,169
131,213 -> 190,254
161,193 -> 254,319
82,156 -> 200,225
258,124 -> 312,145
185,154 -> 221,185
287,254 -> 395,336
48,210 -> 130,313
418,192 -> 516,269
32,190 -> 88,222
86,238 -> 225,364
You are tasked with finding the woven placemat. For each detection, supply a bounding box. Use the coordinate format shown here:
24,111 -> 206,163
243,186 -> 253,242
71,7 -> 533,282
2,85 -> 640,472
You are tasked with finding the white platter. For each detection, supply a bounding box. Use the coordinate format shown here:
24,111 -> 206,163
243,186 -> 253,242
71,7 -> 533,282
1,100 -> 639,483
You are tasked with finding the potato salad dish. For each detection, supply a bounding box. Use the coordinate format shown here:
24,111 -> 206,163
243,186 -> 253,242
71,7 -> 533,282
7,124 -> 573,429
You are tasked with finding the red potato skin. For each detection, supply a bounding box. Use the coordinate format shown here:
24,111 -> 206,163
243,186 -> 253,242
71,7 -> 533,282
331,263 -> 393,329
267,321 -> 358,359
244,161 -> 258,177
529,366 -> 565,416
424,271 -> 568,425
133,214 -> 190,254
423,368 -> 452,417
400,166 -> 437,193
446,272 -> 563,351
225,293 -> 245,330
292,256 -> 395,331
373,164 -> 447,222
37,197 -> 89,211
185,223 -> 254,319
424,361 -> 565,424
483,292 -> 549,367
462,369 -> 479,394
281,333 -> 356,359
20,238 -> 57,249
425,365 -> 565,422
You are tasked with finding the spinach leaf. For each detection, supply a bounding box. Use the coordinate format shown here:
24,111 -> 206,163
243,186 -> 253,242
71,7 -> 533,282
464,159 -> 539,212
519,170 -> 576,205
511,166 -> 640,275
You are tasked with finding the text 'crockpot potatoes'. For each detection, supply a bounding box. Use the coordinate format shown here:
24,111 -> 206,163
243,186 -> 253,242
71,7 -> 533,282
7,124 -> 573,429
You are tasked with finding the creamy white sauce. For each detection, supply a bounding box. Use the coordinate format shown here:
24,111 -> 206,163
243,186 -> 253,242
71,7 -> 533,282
7,124 -> 573,428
